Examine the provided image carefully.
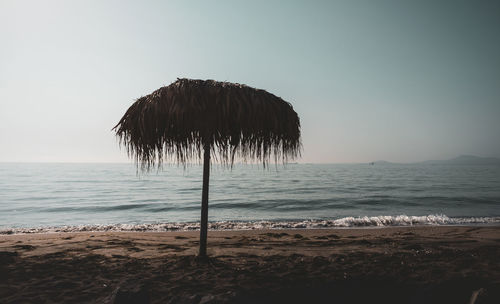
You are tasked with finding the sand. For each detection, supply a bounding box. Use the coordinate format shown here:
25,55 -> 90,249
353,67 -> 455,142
1,226 -> 499,303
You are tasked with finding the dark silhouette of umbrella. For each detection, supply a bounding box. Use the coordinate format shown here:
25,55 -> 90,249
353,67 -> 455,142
113,78 -> 301,256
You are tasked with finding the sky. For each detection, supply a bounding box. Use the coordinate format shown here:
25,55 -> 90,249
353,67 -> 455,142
1,0 -> 499,163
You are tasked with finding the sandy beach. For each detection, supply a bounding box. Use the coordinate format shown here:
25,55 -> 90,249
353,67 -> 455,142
1,226 -> 499,303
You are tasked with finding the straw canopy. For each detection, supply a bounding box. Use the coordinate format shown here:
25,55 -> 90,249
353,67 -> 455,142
113,78 -> 301,169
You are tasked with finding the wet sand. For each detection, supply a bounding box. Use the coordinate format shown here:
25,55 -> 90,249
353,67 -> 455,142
1,226 -> 499,303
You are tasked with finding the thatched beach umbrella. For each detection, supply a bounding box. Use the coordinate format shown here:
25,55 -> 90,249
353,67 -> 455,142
113,78 -> 301,256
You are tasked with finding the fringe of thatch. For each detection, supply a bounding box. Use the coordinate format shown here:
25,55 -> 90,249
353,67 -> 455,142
113,78 -> 301,170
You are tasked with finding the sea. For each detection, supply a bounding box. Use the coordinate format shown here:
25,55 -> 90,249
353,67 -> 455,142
1,162 -> 500,234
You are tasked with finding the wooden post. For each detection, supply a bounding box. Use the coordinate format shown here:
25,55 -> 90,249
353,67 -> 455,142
199,144 -> 210,257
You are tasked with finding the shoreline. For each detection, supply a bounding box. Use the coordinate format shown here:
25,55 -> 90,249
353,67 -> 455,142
2,222 -> 500,234
2,214 -> 500,235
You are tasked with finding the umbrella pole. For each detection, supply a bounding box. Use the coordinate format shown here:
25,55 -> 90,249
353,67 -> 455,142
199,144 -> 210,257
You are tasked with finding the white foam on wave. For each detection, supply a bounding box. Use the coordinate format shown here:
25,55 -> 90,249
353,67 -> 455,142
1,214 -> 499,234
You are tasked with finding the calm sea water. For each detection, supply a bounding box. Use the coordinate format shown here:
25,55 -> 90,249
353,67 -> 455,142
1,163 -> 500,233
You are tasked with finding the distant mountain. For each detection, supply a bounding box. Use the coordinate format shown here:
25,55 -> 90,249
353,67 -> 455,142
420,155 -> 500,165
371,155 -> 500,165
372,160 -> 394,165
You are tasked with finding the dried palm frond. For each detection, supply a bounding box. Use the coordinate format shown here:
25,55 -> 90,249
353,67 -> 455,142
113,78 -> 301,170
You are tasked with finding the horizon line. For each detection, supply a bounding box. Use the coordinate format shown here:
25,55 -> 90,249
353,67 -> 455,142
1,154 -> 499,165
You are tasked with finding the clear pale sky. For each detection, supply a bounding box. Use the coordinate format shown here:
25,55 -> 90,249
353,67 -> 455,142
1,0 -> 499,163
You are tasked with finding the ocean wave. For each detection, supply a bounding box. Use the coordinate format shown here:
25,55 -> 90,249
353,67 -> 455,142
1,214 -> 499,234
